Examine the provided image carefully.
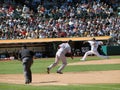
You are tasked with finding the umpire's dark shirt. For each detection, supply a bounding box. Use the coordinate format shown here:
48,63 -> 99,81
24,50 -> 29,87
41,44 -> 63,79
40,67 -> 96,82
19,49 -> 34,60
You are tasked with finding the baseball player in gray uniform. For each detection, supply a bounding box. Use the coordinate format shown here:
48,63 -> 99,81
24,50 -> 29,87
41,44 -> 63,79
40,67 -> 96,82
18,45 -> 34,84
47,40 -> 73,74
81,38 -> 109,61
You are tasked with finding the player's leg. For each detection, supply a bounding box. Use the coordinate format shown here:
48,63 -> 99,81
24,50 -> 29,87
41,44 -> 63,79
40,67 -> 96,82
23,61 -> 30,84
81,51 -> 93,61
22,57 -> 32,84
94,51 -> 109,59
27,60 -> 33,83
47,54 -> 60,74
57,54 -> 66,74
49,55 -> 60,69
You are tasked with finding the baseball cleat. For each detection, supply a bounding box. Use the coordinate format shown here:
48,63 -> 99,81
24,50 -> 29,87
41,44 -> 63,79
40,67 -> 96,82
25,80 -> 30,84
57,71 -> 63,74
47,67 -> 50,74
80,59 -> 85,61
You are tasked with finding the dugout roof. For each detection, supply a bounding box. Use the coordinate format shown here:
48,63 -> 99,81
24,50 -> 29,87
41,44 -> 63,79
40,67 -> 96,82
0,36 -> 111,44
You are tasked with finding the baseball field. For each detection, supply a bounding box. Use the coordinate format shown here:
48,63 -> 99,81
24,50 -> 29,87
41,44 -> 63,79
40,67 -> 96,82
0,56 -> 120,90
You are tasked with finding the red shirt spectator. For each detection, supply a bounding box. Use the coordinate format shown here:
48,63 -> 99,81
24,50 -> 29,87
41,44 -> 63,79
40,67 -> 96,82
8,5 -> 14,13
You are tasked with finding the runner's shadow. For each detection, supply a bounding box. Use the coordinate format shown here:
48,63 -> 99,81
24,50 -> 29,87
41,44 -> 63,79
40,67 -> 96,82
32,81 -> 58,84
40,81 -> 58,83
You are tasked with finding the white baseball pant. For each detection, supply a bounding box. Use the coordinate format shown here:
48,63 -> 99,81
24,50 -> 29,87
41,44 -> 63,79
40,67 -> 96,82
81,50 -> 108,60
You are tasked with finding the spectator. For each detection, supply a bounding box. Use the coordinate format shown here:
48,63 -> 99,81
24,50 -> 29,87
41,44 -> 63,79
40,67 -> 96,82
0,0 -> 119,46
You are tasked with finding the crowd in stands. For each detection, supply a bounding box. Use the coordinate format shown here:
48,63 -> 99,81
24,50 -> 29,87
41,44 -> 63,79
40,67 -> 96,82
0,0 -> 120,45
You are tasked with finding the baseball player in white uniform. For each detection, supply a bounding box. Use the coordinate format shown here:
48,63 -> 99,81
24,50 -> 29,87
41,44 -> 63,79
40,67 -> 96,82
81,38 -> 109,61
47,40 -> 73,74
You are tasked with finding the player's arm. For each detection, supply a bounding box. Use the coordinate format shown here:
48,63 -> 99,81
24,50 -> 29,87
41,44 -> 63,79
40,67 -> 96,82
58,43 -> 63,49
18,50 -> 24,61
18,52 -> 22,61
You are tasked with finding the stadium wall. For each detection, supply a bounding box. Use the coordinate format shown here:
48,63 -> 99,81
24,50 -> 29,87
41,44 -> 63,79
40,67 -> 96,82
102,46 -> 120,55
0,36 -> 116,59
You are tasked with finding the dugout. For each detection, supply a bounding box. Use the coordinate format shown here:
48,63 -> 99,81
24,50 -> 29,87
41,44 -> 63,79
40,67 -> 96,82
0,36 -> 111,59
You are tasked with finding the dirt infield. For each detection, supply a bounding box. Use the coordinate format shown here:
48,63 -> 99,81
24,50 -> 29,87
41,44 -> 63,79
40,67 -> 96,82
0,59 -> 120,86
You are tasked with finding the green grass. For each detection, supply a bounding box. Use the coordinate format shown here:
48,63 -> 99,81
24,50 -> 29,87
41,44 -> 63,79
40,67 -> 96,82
0,56 -> 120,90
0,83 -> 120,90
0,56 -> 120,74
63,64 -> 120,73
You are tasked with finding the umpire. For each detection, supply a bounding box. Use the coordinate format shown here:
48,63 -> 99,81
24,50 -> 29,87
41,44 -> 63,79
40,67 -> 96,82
18,44 -> 34,84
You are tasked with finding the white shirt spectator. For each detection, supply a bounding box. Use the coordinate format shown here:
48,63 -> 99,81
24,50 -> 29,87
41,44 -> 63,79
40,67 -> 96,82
69,20 -> 74,26
22,5 -> 29,14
